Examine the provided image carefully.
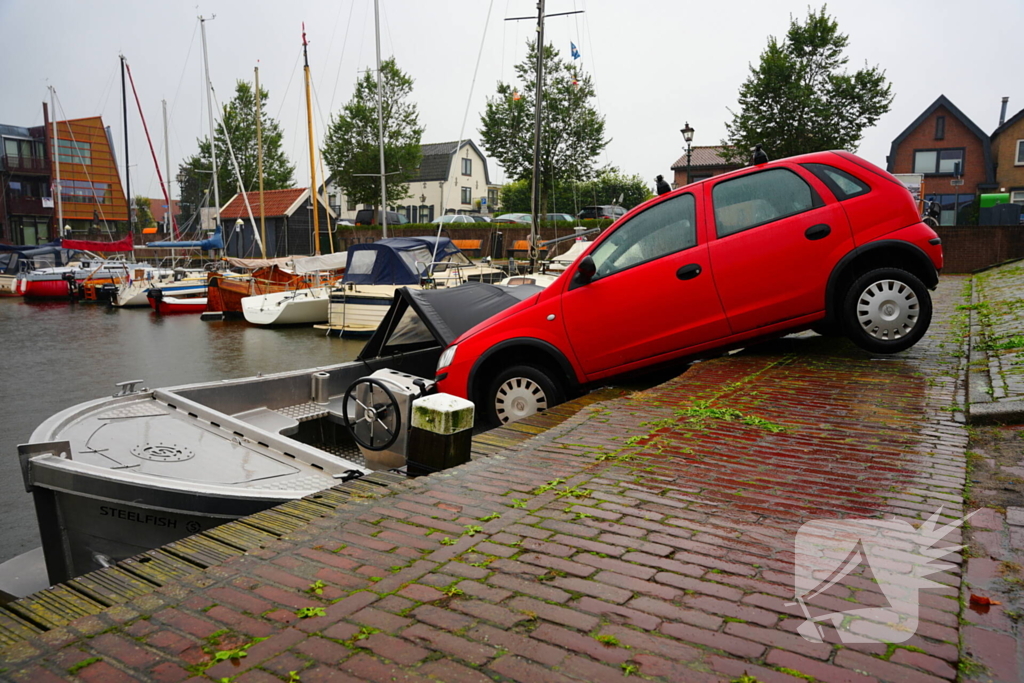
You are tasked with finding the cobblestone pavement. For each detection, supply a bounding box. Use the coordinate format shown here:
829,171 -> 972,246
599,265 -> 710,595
968,260 -> 1024,417
0,277 -> 974,683
958,260 -> 1024,683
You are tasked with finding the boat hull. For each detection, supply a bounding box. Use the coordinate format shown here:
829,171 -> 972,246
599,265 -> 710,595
242,288 -> 331,325
149,295 -> 208,314
327,285 -> 400,336
0,275 -> 25,297
20,348 -> 440,584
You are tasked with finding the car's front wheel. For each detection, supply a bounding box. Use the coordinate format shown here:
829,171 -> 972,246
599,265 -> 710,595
485,364 -> 563,426
841,267 -> 932,354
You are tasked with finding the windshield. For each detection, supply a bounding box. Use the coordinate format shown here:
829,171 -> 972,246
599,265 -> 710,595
399,247 -> 434,275
385,305 -> 437,347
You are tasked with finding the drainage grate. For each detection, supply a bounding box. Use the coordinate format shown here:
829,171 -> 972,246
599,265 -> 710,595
130,443 -> 195,462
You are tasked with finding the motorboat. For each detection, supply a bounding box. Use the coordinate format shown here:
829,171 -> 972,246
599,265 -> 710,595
324,237 -> 502,336
19,281 -> 540,585
239,252 -> 348,326
22,259 -> 155,299
113,269 -> 211,308
148,292 -> 209,314
0,244 -> 80,297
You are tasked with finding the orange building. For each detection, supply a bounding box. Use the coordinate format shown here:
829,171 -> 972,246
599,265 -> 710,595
51,116 -> 129,234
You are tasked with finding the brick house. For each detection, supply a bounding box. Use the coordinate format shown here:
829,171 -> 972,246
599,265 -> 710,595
886,95 -> 996,225
991,103 -> 1024,207
669,145 -> 742,188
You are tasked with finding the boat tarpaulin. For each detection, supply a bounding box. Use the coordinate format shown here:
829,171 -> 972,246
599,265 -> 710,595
226,256 -> 297,270
358,281 -> 541,361
292,252 -> 348,274
342,237 -> 461,286
61,233 -> 135,252
146,226 -> 223,250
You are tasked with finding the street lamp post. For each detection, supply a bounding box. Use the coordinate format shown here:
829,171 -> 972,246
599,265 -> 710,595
680,122 -> 694,185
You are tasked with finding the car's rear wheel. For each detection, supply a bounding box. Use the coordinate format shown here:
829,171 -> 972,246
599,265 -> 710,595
841,267 -> 931,354
485,364 -> 563,427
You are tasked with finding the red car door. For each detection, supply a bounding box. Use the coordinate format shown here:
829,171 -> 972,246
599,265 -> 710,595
560,191 -> 730,378
706,165 -> 854,333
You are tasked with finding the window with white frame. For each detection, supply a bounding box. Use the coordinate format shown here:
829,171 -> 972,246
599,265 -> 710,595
460,187 -> 471,204
1016,140 -> 1024,165
461,158 -> 472,175
1011,190 -> 1024,205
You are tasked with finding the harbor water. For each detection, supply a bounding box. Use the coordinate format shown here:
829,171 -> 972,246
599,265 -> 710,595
0,296 -> 366,565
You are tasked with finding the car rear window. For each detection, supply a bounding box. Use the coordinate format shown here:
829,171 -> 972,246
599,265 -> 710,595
801,163 -> 870,200
712,168 -> 820,237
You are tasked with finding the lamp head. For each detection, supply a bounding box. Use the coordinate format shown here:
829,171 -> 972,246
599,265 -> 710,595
680,122 -> 695,144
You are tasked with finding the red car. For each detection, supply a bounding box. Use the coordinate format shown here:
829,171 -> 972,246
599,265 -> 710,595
435,151 -> 943,426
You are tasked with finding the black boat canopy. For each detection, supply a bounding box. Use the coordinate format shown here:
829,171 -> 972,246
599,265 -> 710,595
358,281 -> 542,361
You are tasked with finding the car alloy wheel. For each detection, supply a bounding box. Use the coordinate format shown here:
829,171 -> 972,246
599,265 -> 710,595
855,278 -> 920,341
841,267 -> 932,354
487,364 -> 563,426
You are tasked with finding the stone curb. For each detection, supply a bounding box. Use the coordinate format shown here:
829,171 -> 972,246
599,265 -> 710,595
966,270 -> 1024,425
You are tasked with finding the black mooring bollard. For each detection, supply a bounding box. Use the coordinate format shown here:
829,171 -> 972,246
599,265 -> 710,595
406,394 -> 475,477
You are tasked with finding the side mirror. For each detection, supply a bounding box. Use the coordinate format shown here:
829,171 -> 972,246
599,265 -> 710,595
574,255 -> 596,286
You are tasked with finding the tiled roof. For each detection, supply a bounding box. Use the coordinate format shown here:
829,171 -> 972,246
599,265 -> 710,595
670,145 -> 739,170
410,140 -> 491,184
220,188 -> 307,219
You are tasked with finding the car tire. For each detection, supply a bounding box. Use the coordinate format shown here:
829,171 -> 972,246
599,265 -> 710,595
841,267 -> 932,354
484,364 -> 564,427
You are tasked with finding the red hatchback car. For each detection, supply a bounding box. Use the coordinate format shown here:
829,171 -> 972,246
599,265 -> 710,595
434,151 -> 943,426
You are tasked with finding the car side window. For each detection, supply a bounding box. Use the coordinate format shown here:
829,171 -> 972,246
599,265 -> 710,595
712,168 -> 821,238
801,163 -> 871,200
590,193 -> 697,279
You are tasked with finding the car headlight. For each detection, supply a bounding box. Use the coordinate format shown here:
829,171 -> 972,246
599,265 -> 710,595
437,345 -> 457,371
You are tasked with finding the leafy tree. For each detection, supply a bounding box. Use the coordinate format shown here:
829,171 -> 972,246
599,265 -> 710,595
480,40 -> 608,214
722,6 -> 892,163
322,58 -> 423,210
132,195 -> 155,229
499,168 -> 651,215
178,81 -> 294,222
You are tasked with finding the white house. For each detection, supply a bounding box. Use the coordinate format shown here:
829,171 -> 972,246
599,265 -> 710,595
323,140 -> 500,224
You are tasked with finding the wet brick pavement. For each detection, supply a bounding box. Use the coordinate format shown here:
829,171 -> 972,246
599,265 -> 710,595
0,276 -> 978,682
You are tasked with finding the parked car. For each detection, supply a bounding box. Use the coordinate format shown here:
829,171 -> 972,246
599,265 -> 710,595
493,213 -> 532,224
470,215 -> 491,223
577,205 -> 627,220
544,213 -> 576,223
354,209 -> 410,226
433,214 -> 475,224
435,150 -> 943,426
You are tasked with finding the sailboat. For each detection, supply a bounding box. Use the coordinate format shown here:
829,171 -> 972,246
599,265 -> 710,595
241,25 -> 342,327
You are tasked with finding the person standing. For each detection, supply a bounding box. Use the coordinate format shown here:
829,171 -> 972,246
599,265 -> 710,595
655,174 -> 671,196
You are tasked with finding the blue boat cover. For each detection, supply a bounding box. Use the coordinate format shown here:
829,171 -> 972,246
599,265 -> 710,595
147,225 -> 224,250
342,237 -> 461,286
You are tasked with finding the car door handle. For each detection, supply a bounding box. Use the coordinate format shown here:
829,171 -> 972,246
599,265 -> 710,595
804,224 -> 831,240
676,264 -> 702,280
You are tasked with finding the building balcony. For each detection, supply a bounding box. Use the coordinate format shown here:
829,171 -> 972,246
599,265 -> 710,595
2,154 -> 50,175
6,195 -> 54,216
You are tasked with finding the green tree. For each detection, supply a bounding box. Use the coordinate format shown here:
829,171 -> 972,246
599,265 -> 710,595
132,195 -> 155,229
480,40 -> 608,214
499,168 -> 651,215
722,6 -> 892,163
178,80 -> 294,222
322,58 -> 423,210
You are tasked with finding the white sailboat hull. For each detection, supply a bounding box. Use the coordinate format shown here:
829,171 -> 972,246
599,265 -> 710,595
242,287 -> 331,326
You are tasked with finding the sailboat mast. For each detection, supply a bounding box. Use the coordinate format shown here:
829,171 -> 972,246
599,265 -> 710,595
374,0 -> 388,239
121,55 -> 131,236
200,16 -> 222,244
49,86 -> 64,234
303,26 -> 321,256
529,0 -> 545,273
255,65 -> 267,258
162,99 -> 178,239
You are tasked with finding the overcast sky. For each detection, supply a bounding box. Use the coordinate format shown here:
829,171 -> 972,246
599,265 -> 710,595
1,0 -> 1021,204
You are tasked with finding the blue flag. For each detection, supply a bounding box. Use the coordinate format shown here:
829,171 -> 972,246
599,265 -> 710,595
571,42 -> 580,60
